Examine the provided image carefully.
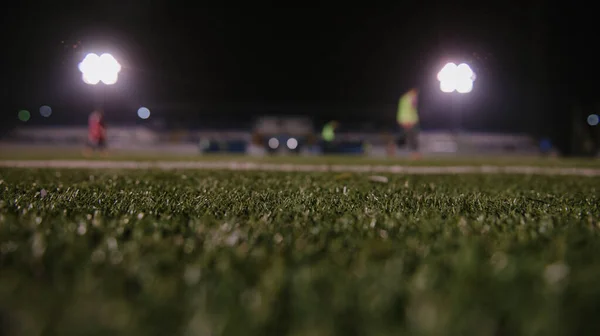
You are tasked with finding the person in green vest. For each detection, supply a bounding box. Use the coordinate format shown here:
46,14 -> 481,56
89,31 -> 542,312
321,120 -> 338,153
397,88 -> 421,159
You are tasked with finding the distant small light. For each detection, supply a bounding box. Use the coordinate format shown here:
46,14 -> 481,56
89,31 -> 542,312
18,110 -> 30,122
286,137 -> 298,150
268,137 -> 279,149
587,114 -> 599,126
40,105 -> 52,117
137,107 -> 150,119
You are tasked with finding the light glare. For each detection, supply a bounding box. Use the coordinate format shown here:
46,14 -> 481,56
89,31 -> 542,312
440,80 -> 455,93
456,79 -> 473,93
437,62 -> 457,82
456,63 -> 475,80
437,62 -> 475,93
79,53 -> 121,85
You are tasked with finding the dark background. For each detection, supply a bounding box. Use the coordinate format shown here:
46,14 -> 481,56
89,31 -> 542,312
0,1 -> 597,152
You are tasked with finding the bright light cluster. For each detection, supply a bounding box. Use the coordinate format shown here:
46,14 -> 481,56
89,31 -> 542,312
78,53 -> 121,85
437,62 -> 476,93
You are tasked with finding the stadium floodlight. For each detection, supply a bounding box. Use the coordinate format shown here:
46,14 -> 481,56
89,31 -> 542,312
437,62 -> 475,93
78,53 -> 121,85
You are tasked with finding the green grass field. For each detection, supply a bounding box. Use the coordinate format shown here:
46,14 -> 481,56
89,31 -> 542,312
1,145 -> 600,168
1,166 -> 600,335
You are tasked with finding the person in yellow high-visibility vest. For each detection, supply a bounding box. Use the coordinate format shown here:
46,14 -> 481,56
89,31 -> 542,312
321,120 -> 338,153
397,88 -> 421,158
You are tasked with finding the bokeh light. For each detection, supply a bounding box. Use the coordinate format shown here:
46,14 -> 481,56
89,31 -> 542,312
137,107 -> 151,119
456,63 -> 475,80
286,137 -> 298,150
440,80 -> 456,93
78,53 -> 121,85
39,105 -> 52,117
588,114 -> 599,126
456,79 -> 474,93
18,110 -> 31,122
437,62 -> 475,93
268,138 -> 279,149
437,62 -> 457,82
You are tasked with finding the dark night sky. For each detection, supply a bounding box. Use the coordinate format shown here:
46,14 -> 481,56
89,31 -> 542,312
1,1 -> 597,145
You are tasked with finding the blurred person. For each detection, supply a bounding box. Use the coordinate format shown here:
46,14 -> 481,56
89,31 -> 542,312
540,138 -> 553,156
321,120 -> 338,153
247,132 -> 266,156
397,88 -> 421,159
362,140 -> 372,156
84,108 -> 107,157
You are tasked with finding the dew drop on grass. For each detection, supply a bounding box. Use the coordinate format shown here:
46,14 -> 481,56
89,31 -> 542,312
107,237 -> 118,250
490,252 -> 508,273
184,266 -> 202,285
544,262 -> 569,285
91,249 -> 106,263
31,233 -> 46,258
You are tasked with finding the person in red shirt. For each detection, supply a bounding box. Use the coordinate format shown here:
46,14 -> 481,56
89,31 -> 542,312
85,109 -> 107,156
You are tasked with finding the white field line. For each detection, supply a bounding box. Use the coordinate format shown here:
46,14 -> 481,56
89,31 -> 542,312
1,160 -> 600,176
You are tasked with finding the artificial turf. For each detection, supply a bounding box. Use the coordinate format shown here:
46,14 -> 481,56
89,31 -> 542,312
1,168 -> 599,335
